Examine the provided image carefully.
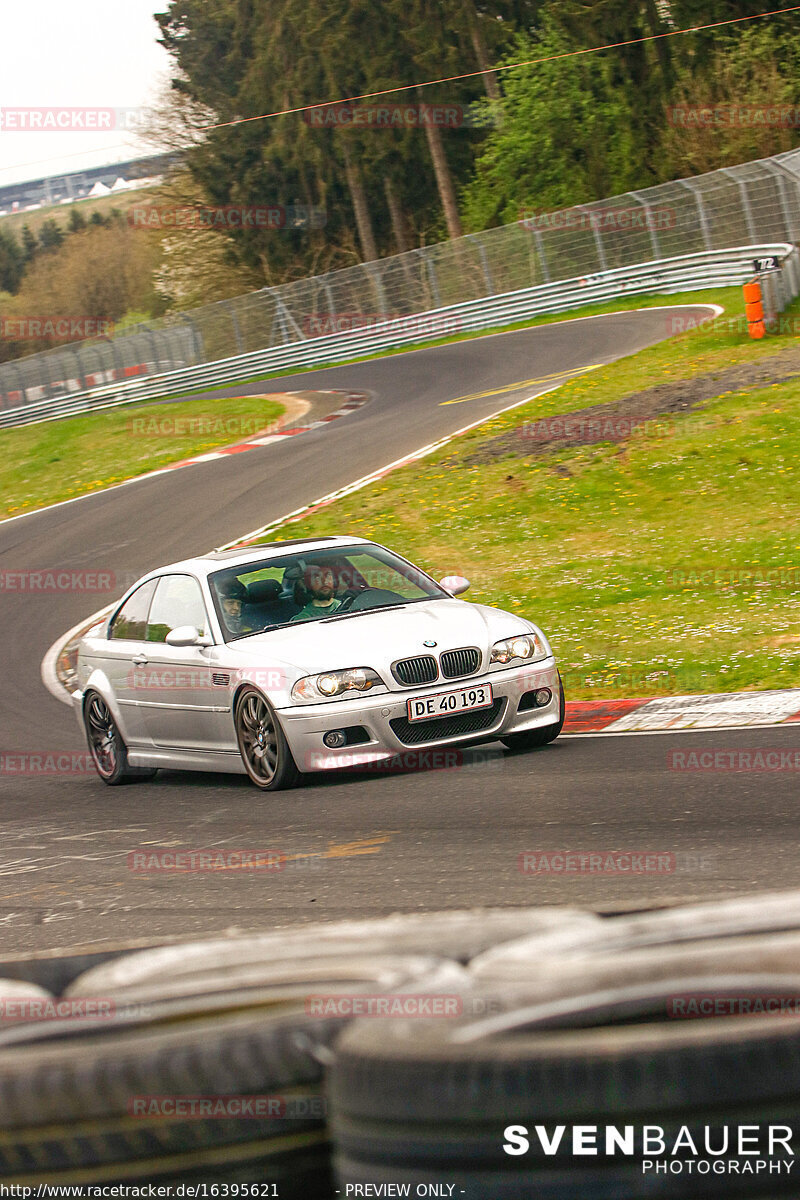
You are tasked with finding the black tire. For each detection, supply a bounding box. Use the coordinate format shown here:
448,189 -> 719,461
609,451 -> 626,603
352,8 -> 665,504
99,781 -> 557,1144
502,670 -> 565,751
470,890 -> 800,982
64,908 -> 605,999
83,690 -> 156,785
329,951 -> 800,1197
235,686 -> 300,791
0,958 -> 463,1186
0,1006 -> 332,1186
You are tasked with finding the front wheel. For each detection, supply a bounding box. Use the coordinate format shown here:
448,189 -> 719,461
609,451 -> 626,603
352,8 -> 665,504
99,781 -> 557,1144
501,672 -> 566,752
83,691 -> 157,785
235,687 -> 300,791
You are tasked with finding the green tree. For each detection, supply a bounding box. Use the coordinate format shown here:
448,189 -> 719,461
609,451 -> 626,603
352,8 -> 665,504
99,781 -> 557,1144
21,225 -> 37,263
154,0 -> 531,273
38,218 -> 65,252
660,24 -> 800,176
68,207 -> 87,233
0,228 -> 24,293
462,17 -> 642,229
8,223 -> 162,356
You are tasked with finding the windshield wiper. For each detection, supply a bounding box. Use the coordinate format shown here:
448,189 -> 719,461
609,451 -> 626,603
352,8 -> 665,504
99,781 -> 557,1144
320,600 -> 428,624
230,597 -> 438,638
232,620 -> 300,640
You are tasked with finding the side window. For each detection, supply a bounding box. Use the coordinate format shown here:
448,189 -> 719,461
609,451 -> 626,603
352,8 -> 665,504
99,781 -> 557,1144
109,580 -> 157,641
146,575 -> 208,644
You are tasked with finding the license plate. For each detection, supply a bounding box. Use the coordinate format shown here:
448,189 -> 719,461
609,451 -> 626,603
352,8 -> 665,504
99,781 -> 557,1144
407,683 -> 493,722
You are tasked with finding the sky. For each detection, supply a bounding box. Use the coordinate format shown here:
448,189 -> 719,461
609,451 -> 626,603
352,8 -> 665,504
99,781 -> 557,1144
0,0 -> 172,187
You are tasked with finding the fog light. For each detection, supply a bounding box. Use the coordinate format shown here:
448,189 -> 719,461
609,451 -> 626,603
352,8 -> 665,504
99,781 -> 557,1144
534,688 -> 552,707
323,730 -> 347,749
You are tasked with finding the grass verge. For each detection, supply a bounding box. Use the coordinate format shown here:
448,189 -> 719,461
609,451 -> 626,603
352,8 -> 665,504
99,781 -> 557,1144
0,393 -> 285,520
1,286 -> 732,521
259,293 -> 800,699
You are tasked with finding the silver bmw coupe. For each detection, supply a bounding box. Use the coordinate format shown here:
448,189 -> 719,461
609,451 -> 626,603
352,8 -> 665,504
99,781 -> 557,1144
75,536 -> 564,790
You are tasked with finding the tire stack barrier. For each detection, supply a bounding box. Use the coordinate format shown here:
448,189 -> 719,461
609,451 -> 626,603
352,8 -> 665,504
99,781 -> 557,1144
3,895 -> 800,1194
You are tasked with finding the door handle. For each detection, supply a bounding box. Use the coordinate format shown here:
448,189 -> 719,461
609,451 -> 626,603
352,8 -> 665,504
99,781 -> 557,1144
132,654 -> 148,667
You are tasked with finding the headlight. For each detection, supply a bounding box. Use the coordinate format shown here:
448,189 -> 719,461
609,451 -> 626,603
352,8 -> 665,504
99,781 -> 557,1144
292,667 -> 383,702
489,634 -> 542,665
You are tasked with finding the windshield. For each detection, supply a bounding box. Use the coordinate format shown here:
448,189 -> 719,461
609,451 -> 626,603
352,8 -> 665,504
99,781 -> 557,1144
209,543 -> 447,641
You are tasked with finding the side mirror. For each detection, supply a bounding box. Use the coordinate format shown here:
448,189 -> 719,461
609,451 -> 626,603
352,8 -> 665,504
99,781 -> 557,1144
165,626 -> 212,648
439,575 -> 470,597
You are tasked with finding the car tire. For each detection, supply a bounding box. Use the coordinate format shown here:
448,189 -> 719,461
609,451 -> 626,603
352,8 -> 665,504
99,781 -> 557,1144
235,686 -> 300,791
83,690 -> 156,785
501,671 -> 565,751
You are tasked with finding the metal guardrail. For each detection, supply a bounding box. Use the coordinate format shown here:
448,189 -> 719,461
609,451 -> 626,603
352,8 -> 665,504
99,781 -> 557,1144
3,146 -> 800,421
0,243 -> 796,430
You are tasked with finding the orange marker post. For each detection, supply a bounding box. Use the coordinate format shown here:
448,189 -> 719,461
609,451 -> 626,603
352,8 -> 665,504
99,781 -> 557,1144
743,280 -> 765,339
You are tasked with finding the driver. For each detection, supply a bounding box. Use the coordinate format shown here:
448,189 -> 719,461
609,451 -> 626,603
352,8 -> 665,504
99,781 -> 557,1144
290,563 -> 343,622
218,578 -> 253,636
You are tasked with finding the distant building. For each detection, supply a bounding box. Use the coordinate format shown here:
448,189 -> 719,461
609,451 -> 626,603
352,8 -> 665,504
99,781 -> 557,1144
0,153 -> 179,213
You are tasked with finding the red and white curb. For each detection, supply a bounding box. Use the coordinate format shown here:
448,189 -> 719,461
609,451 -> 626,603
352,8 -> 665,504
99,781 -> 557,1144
151,391 -> 368,472
2,391 -> 369,530
564,689 -> 800,735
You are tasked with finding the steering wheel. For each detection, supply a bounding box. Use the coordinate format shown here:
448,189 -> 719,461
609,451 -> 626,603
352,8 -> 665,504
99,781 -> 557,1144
336,589 -> 360,612
347,587 -> 406,611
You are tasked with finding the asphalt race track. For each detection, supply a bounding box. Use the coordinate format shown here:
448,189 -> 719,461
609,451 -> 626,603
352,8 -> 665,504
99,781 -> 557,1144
2,306 -> 796,957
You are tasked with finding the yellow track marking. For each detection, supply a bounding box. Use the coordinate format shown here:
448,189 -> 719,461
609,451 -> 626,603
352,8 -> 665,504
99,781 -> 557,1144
440,363 -> 600,406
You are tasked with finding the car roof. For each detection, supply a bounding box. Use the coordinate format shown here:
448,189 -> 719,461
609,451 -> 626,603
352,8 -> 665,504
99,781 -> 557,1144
136,535 -> 373,582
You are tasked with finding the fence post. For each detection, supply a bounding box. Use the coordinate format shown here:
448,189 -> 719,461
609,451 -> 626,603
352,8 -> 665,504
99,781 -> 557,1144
532,230 -> 550,283
629,190 -> 661,259
680,179 -> 713,250
225,301 -> 245,355
140,324 -> 161,375
466,234 -> 495,295
40,346 -> 61,401
761,159 -> 800,243
365,261 -> 390,315
322,279 -> 337,330
14,360 -> 26,406
273,294 -> 304,342
69,345 -> 88,395
721,167 -> 758,242
425,252 -> 442,309
577,206 -> 608,271
179,313 -> 205,364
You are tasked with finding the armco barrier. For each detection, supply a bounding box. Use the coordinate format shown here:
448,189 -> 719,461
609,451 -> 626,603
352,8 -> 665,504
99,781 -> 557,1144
4,144 -> 800,422
5,143 -> 800,423
0,243 -> 797,430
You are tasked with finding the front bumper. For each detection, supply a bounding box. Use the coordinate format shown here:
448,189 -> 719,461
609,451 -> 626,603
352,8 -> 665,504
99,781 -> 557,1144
277,658 -> 560,771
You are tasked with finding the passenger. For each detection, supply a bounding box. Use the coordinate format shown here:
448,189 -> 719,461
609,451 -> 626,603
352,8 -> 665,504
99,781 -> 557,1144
290,564 -> 342,622
218,579 -> 252,636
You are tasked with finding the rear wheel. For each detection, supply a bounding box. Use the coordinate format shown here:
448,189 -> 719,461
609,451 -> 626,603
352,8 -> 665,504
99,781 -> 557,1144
502,671 -> 565,752
83,691 -> 156,785
235,687 -> 300,791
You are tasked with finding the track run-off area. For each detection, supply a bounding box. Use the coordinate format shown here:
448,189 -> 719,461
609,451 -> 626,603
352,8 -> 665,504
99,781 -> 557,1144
2,305 -> 797,956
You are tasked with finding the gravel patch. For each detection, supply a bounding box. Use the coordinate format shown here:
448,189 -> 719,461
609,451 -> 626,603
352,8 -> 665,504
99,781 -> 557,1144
463,346 -> 800,465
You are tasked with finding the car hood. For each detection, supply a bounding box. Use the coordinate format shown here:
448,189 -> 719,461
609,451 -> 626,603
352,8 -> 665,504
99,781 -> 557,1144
225,599 -> 532,684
